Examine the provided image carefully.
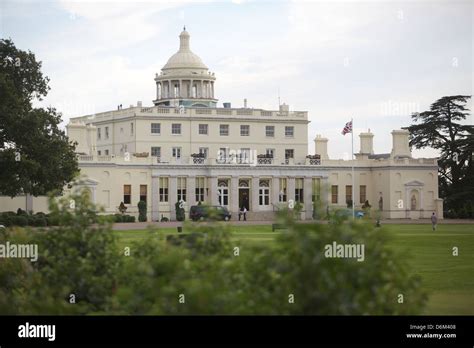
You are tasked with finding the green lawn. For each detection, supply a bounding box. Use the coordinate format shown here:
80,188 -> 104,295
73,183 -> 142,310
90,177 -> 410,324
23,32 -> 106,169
114,223 -> 474,315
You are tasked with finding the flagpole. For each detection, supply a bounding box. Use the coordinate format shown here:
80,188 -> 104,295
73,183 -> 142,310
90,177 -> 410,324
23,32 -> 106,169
351,117 -> 355,220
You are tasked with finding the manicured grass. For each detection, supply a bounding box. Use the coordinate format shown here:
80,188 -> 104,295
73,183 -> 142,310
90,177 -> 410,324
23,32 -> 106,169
113,223 -> 474,315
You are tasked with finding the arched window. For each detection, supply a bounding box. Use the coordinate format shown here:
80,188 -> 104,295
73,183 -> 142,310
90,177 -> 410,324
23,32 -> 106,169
259,179 -> 270,206
239,179 -> 249,188
378,196 -> 383,211
218,180 -> 229,206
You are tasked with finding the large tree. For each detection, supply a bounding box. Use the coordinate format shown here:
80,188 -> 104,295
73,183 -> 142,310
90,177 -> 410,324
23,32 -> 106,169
0,39 -> 78,197
404,95 -> 474,217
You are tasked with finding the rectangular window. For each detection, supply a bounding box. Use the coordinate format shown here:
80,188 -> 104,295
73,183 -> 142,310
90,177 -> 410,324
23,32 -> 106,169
105,149 -> 109,155
151,147 -> 161,157
199,147 -> 208,158
219,147 -> 228,161
220,124 -> 229,136
172,147 -> 181,159
360,185 -> 366,204
265,125 -> 275,137
123,185 -> 131,204
239,148 -> 250,164
97,128 -> 101,140
98,150 -> 101,156
346,185 -> 353,205
331,185 -> 338,204
159,178 -> 169,202
130,122 -> 134,135
140,185 -> 147,203
195,177 -> 206,203
151,123 -> 161,134
312,178 -> 321,202
259,188 -> 270,205
177,177 -> 187,203
198,124 -> 208,135
240,125 -> 250,136
285,149 -> 294,159
279,178 -> 287,202
285,126 -> 294,137
171,123 -> 181,135
105,126 -> 109,139
295,178 -> 304,203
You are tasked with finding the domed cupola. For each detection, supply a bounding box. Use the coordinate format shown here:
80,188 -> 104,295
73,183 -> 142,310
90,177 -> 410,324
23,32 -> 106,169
153,27 -> 217,108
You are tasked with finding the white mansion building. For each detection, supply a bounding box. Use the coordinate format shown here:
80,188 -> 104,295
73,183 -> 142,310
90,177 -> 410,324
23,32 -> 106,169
1,29 -> 443,220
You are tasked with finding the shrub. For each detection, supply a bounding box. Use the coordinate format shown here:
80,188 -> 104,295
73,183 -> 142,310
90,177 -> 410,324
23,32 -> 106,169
138,201 -> 147,222
11,215 -> 28,226
45,214 -> 59,226
34,217 -> 47,227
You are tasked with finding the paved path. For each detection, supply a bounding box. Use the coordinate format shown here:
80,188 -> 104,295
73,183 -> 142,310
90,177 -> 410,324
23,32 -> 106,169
111,219 -> 474,230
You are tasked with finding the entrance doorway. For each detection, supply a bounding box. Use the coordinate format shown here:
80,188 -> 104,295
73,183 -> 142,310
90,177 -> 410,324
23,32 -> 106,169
239,189 -> 249,211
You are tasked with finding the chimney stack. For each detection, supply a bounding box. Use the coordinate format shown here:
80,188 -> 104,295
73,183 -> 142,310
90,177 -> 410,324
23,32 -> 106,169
314,134 -> 329,160
391,129 -> 411,158
359,131 -> 374,155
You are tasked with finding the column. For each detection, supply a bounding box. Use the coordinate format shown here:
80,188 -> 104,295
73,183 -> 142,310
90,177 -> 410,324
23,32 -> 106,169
200,80 -> 203,98
209,176 -> 218,205
272,177 -> 280,209
168,80 -> 172,98
288,177 -> 296,204
211,82 -> 214,98
251,176 -> 259,212
169,177 -> 177,220
190,80 -> 193,98
231,176 -> 239,214
187,176 -> 196,207
179,80 -> 182,98
26,193 -> 33,213
151,177 -> 160,221
304,177 -> 313,220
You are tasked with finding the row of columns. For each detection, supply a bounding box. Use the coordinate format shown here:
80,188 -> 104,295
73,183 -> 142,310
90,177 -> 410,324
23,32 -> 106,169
157,79 -> 215,100
151,176 -> 327,221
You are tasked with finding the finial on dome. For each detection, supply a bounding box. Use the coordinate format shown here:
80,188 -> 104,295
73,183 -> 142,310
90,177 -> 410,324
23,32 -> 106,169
183,25 -> 186,31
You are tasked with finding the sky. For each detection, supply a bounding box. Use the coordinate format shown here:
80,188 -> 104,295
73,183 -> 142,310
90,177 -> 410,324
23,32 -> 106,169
1,0 -> 472,159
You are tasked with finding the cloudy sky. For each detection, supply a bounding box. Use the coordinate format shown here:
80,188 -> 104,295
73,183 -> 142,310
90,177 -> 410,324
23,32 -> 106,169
1,0 -> 472,158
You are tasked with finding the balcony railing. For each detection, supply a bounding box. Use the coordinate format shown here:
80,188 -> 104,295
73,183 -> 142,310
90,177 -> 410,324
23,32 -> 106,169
257,157 -> 273,165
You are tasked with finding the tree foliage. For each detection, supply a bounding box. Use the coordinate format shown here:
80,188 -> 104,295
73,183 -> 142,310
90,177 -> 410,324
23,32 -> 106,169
0,38 -> 78,197
404,95 -> 474,217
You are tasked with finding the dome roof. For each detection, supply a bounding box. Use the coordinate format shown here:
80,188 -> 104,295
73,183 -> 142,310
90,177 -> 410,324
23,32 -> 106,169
162,28 -> 208,71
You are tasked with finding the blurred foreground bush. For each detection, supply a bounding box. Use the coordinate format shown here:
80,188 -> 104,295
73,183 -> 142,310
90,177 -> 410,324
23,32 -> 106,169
0,191 -> 120,314
0,198 -> 426,315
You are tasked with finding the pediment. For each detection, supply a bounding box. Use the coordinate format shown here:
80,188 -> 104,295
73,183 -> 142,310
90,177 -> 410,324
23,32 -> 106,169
405,180 -> 424,187
78,178 -> 99,186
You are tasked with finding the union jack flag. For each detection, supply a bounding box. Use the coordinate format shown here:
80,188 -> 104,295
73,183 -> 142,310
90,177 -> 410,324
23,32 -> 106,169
341,120 -> 352,135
